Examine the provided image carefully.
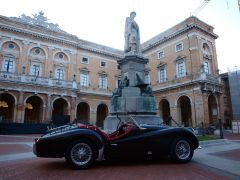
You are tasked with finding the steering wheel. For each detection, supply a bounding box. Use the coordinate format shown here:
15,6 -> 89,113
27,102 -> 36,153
118,123 -> 128,131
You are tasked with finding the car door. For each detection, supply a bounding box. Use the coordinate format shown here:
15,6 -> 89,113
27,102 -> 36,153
104,128 -> 148,160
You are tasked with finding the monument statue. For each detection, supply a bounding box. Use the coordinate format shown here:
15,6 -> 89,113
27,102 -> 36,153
124,11 -> 141,55
104,11 -> 161,131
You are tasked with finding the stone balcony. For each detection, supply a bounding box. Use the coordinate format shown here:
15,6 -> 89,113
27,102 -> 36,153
0,71 -> 113,96
79,85 -> 112,96
0,71 -> 77,89
152,72 -> 221,92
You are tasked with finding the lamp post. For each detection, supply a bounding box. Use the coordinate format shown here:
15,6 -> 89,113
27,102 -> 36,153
219,118 -> 224,139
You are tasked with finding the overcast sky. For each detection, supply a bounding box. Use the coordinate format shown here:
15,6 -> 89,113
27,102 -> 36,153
0,0 -> 239,72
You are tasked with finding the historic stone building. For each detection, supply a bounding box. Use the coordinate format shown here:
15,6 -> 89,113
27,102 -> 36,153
143,16 -> 222,128
0,12 -> 223,130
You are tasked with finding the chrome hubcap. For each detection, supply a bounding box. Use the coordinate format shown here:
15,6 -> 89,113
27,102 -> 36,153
175,140 -> 190,160
70,143 -> 92,165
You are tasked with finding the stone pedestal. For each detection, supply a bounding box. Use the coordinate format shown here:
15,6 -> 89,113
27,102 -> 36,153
104,55 -> 162,131
110,87 -> 157,115
118,55 -> 148,87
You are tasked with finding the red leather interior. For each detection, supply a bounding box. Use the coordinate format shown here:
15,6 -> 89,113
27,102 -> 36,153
77,124 -> 134,141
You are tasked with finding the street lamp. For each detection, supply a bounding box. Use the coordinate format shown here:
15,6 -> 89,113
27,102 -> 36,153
219,118 -> 224,139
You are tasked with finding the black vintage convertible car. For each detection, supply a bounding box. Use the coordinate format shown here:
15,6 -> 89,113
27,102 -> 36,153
33,115 -> 199,169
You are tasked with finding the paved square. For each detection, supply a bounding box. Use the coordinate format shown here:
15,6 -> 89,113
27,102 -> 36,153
0,134 -> 240,179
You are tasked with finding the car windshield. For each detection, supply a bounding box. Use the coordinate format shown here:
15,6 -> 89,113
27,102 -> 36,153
115,114 -> 163,129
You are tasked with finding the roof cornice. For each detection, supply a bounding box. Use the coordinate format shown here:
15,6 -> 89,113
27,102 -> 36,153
0,16 -> 123,59
141,23 -> 218,53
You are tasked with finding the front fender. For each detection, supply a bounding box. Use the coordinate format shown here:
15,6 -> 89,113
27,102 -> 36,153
35,128 -> 105,158
65,129 -> 105,150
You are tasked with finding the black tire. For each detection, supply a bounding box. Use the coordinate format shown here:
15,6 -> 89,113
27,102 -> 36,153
170,137 -> 193,163
65,139 -> 97,169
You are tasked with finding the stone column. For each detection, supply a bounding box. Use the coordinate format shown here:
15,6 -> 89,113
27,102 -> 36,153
13,103 -> 18,123
45,94 -> 52,123
70,96 -> 77,122
41,103 -> 46,123
194,95 -> 204,127
202,92 -> 210,124
90,108 -> 97,126
16,91 -> 24,123
170,105 -> 179,126
191,104 -> 196,127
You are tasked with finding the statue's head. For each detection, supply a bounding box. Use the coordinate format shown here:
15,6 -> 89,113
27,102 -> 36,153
130,11 -> 136,18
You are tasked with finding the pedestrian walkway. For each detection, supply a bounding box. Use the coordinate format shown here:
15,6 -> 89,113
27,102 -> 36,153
193,133 -> 240,177
0,135 -> 39,162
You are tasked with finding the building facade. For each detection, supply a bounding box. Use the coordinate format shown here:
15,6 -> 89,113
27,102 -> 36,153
0,13 -> 224,130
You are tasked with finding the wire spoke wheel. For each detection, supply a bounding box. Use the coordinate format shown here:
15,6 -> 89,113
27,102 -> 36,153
66,140 -> 96,169
70,143 -> 93,165
175,140 -> 190,160
171,138 -> 193,163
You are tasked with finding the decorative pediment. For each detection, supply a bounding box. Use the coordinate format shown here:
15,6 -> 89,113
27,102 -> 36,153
54,62 -> 66,67
98,70 -> 108,75
175,55 -> 186,62
203,53 -> 212,60
79,67 -> 89,72
157,62 -> 167,68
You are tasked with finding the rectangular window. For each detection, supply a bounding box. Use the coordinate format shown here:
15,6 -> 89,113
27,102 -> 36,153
80,71 -> 89,87
30,64 -> 40,76
158,50 -> 164,59
159,68 -> 166,83
203,61 -> 210,74
56,69 -> 64,80
175,42 -> 183,52
81,57 -> 89,64
4,59 -> 14,72
99,75 -> 107,89
177,61 -> 186,78
100,61 -> 107,68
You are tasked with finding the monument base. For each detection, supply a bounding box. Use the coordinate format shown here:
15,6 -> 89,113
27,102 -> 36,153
103,115 -> 163,133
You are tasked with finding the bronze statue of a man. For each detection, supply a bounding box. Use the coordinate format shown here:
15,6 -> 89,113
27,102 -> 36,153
124,11 -> 141,54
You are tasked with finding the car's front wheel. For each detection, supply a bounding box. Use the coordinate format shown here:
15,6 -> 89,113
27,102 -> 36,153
170,137 -> 193,163
65,140 -> 97,169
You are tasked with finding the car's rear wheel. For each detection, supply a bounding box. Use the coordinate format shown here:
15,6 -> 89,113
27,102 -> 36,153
170,137 -> 193,163
65,140 -> 97,169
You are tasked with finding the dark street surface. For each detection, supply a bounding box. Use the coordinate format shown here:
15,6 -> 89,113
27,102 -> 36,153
0,134 -> 240,180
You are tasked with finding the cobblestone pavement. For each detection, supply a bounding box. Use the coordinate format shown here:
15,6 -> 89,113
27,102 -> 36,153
0,134 -> 240,180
